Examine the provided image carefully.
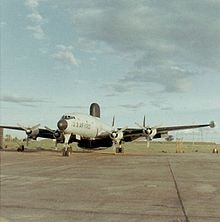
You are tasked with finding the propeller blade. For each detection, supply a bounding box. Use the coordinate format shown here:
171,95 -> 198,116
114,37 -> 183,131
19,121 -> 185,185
112,116 -> 115,127
135,122 -> 161,131
31,124 -> 40,130
45,126 -> 62,140
45,126 -> 54,133
17,123 -> 40,133
135,122 -> 145,130
17,123 -> 28,131
118,126 -> 128,134
143,115 -> 146,128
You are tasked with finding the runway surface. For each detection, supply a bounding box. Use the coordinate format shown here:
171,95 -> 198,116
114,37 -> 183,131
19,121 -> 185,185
1,150 -> 220,222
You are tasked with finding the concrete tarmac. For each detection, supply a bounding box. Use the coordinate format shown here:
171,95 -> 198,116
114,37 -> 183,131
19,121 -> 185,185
0,150 -> 220,222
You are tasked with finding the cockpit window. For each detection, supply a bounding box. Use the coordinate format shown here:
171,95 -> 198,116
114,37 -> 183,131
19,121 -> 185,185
62,115 -> 75,120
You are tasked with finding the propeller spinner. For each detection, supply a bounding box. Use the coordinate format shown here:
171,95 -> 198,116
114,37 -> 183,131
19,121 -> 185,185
109,122 -> 128,148
17,123 -> 40,146
135,116 -> 158,148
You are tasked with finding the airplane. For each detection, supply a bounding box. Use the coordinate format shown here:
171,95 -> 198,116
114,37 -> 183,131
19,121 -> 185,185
0,103 -> 216,156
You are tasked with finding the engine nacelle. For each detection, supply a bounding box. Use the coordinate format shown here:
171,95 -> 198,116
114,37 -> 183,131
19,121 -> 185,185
28,128 -> 39,139
54,130 -> 62,139
53,130 -> 65,143
144,128 -> 157,139
90,103 -> 100,118
110,131 -> 123,141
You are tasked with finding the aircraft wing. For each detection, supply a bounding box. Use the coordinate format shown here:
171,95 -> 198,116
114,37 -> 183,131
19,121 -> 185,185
121,128 -> 143,142
0,125 -> 24,131
0,125 -> 55,139
36,128 -> 55,139
156,121 -> 215,134
120,121 -> 215,142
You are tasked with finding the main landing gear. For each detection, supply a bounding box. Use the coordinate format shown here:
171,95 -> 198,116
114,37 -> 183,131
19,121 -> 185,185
62,147 -> 72,157
17,145 -> 25,152
113,142 -> 124,154
115,146 -> 124,153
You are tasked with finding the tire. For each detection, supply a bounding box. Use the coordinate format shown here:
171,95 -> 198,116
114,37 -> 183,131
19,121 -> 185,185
66,150 -> 70,157
116,147 -> 124,153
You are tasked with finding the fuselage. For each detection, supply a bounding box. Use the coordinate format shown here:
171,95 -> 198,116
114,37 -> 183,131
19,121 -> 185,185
58,113 -> 112,139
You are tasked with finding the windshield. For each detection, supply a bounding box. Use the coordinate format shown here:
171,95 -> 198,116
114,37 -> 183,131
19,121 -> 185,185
61,115 -> 75,120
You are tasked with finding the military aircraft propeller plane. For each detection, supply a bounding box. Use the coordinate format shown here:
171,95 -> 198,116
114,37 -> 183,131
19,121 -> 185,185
0,103 -> 216,156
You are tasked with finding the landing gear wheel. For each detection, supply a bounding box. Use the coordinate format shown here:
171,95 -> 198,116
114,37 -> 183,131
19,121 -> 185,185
66,149 -> 70,157
62,147 -> 72,156
17,145 -> 25,152
115,147 -> 124,153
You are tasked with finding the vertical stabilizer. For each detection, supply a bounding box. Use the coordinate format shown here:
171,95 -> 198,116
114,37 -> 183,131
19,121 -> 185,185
90,103 -> 101,118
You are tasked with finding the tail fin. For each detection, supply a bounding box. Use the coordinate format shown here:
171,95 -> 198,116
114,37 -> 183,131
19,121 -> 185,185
90,103 -> 100,118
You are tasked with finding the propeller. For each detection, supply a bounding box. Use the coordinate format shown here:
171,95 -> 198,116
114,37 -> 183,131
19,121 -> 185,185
109,125 -> 128,152
110,126 -> 127,141
45,126 -> 64,146
110,116 -> 121,143
135,116 -> 159,148
109,116 -> 128,152
17,123 -> 40,135
48,127 -> 62,139
17,123 -> 40,146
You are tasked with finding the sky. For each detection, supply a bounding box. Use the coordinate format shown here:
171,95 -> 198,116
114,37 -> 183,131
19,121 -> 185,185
1,0 -> 220,142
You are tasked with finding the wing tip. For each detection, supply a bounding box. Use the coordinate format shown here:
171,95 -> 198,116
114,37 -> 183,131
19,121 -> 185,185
209,121 -> 216,128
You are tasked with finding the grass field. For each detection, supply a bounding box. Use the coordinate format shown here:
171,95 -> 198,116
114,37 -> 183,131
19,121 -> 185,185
2,138 -> 219,154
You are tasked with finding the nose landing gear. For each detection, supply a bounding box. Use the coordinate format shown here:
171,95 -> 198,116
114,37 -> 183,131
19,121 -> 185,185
62,134 -> 71,157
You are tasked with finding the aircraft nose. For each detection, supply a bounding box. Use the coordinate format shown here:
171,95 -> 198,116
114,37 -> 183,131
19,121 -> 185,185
57,119 -> 68,131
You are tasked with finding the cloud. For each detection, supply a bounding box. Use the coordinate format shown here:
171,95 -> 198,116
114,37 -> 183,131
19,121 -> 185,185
67,0 -> 220,93
25,0 -> 46,40
59,105 -> 87,109
0,95 -> 46,107
1,21 -> 7,27
104,65 -> 192,96
27,12 -> 43,23
52,45 -> 78,65
119,102 -> 145,110
24,0 -> 40,9
52,51 -> 78,65
27,25 -> 45,39
150,100 -> 172,111
103,79 -> 140,97
121,66 -> 193,93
